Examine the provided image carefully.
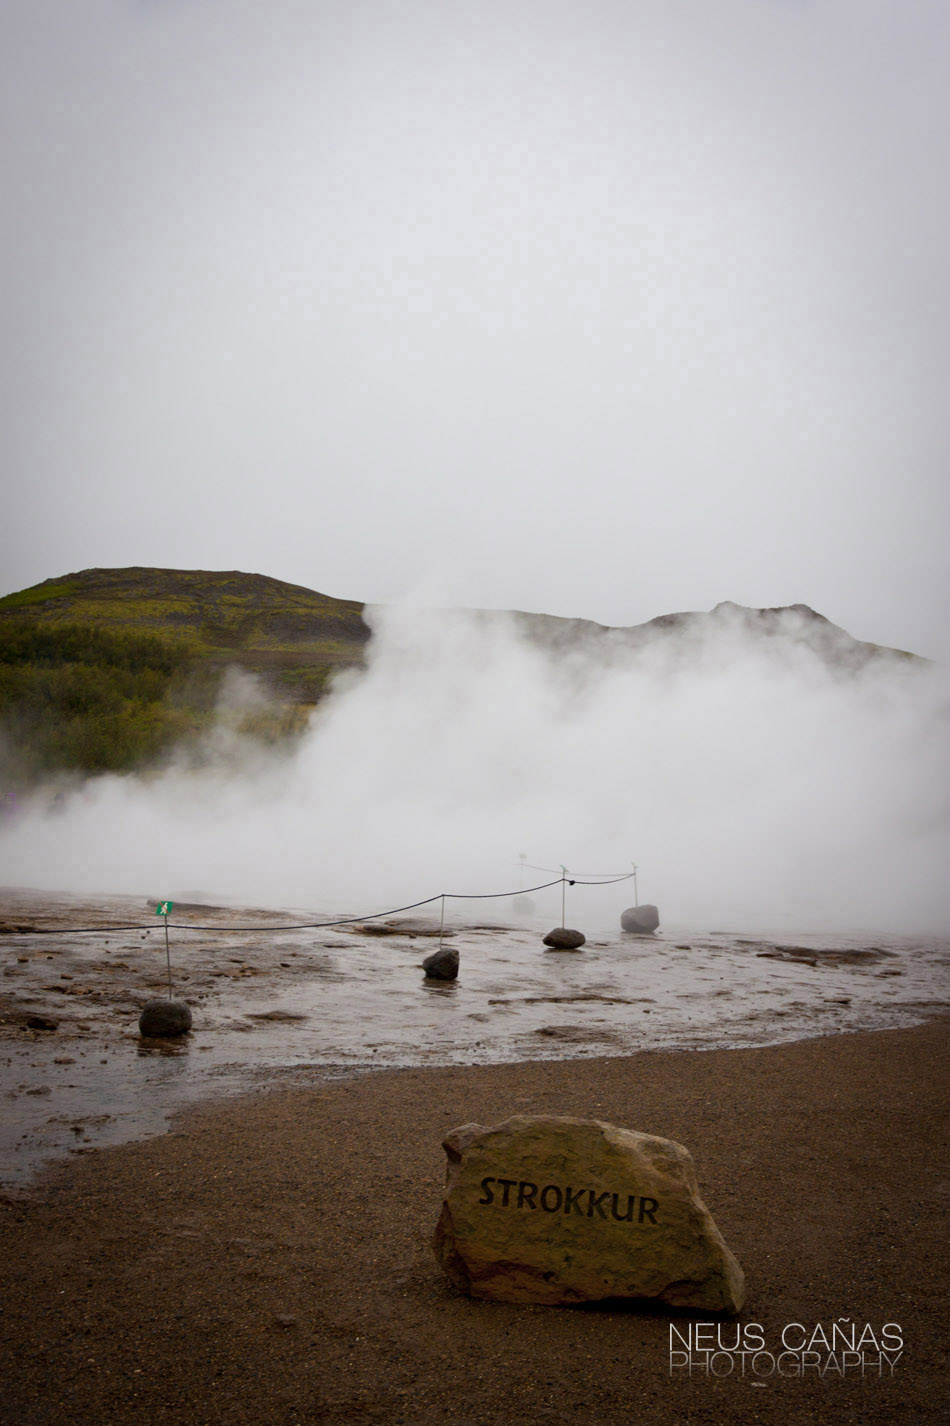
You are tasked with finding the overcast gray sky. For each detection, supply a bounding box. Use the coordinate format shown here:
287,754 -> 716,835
2,0 -> 948,657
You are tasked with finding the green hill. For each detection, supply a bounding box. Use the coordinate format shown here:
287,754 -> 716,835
0,567 -> 371,780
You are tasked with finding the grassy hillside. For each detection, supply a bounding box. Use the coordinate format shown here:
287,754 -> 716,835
0,568 -> 371,781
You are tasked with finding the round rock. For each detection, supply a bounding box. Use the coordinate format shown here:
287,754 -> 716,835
422,946 -> 460,980
138,999 -> 193,1037
621,904 -> 660,934
542,927 -> 586,950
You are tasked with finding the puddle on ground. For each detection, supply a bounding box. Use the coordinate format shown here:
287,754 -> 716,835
0,887 -> 947,1187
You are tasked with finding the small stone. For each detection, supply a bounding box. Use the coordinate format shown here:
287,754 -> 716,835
542,928 -> 586,950
620,904 -> 660,934
433,1114 -> 744,1313
422,947 -> 460,980
138,999 -> 193,1037
26,1015 -> 58,1031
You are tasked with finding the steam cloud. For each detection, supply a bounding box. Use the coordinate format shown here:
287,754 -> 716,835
2,606 -> 947,934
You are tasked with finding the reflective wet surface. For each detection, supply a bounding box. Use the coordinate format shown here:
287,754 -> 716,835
1,888 -> 947,1186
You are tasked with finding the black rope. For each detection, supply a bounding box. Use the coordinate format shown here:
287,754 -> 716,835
160,876 -> 568,932
570,872 -> 637,886
0,872 -> 637,937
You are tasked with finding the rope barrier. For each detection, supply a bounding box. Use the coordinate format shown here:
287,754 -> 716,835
1,870 -> 635,938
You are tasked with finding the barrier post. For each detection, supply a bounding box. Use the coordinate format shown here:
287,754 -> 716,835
154,900 -> 175,998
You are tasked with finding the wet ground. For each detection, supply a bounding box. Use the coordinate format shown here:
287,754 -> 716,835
1,887 -> 947,1188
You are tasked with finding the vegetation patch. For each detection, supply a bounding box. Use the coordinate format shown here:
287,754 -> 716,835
0,579 -> 81,610
0,567 -> 373,782
0,622 -> 211,781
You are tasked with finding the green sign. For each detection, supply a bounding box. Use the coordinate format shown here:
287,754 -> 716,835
155,900 -> 174,916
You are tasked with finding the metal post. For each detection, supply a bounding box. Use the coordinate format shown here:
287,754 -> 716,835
632,863 -> 638,907
439,895 -> 445,952
163,913 -> 173,998
560,866 -> 567,928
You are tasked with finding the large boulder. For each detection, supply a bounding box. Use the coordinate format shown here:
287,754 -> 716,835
138,999 -> 192,1037
433,1114 -> 744,1313
422,946 -> 459,980
542,927 -> 586,950
621,904 -> 660,934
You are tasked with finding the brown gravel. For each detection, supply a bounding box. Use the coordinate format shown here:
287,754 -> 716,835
0,1016 -> 947,1426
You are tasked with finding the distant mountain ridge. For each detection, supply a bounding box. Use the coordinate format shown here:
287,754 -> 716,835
502,598 -> 920,673
0,565 -> 921,695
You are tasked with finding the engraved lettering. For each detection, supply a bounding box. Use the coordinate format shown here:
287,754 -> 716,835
540,1184 -> 563,1212
610,1193 -> 635,1222
563,1185 -> 586,1215
517,1181 -> 538,1210
587,1190 -> 610,1219
475,1174 -> 662,1225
